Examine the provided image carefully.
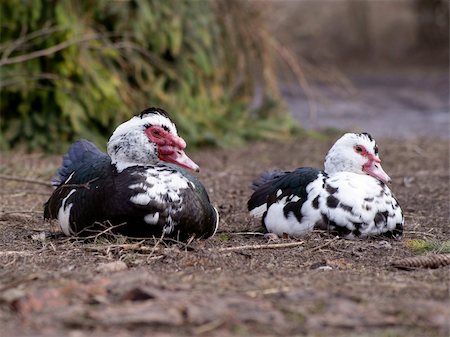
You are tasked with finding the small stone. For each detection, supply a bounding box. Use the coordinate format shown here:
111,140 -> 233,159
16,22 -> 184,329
309,260 -> 327,270
96,261 -> 128,273
0,287 -> 27,303
374,240 -> 392,249
403,176 -> 415,188
264,233 -> 280,242
31,232 -> 47,242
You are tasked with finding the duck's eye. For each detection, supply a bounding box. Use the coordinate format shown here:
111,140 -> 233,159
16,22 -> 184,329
152,129 -> 161,137
355,146 -> 363,153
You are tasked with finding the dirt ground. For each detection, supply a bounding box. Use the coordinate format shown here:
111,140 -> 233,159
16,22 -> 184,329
0,134 -> 449,337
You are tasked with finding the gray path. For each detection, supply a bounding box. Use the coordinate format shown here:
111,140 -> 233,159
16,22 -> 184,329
283,67 -> 449,139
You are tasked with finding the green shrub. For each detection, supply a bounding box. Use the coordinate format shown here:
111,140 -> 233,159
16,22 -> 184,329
0,0 -> 296,152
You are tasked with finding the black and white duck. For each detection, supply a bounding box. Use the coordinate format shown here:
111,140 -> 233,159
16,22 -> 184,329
248,133 -> 403,239
44,107 -> 219,240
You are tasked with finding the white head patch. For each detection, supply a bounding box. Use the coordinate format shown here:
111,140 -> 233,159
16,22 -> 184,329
324,133 -> 379,175
107,111 -> 178,172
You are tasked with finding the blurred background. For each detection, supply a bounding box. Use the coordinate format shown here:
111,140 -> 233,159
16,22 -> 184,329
271,0 -> 449,139
1,0 -> 448,152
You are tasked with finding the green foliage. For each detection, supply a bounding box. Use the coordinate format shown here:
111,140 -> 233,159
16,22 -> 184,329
217,233 -> 230,242
405,239 -> 450,254
0,0 -> 296,152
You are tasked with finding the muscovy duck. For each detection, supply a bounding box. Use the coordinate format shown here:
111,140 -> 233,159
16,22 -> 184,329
248,133 -> 403,239
44,107 -> 219,240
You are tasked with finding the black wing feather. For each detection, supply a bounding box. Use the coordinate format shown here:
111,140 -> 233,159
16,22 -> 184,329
52,140 -> 108,186
248,167 -> 321,211
250,169 -> 287,191
44,150 -> 112,230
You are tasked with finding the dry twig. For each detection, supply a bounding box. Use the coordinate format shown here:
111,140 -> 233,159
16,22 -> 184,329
193,319 -> 224,335
58,177 -> 99,190
246,286 -> 291,298
304,236 -> 340,253
0,251 -> 34,257
73,221 -> 126,241
85,242 -> 155,253
231,232 -> 265,236
212,241 -> 304,252
0,174 -> 52,187
1,210 -> 41,215
403,230 -> 437,238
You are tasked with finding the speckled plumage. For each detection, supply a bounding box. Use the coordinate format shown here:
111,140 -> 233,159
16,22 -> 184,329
248,133 -> 404,239
44,109 -> 218,240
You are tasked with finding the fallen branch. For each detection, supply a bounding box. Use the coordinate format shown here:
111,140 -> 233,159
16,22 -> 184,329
193,319 -> 225,335
230,232 -> 265,236
1,210 -> 41,215
0,251 -> 34,257
212,241 -> 304,252
0,174 -> 52,187
85,242 -> 155,253
304,236 -> 340,253
246,286 -> 291,298
403,230 -> 437,238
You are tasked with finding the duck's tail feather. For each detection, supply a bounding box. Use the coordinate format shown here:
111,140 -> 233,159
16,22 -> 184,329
250,170 -> 286,191
248,170 -> 287,218
52,140 -> 107,186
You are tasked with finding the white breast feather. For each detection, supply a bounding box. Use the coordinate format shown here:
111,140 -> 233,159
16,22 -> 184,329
317,172 -> 402,237
129,168 -> 190,205
128,168 -> 191,232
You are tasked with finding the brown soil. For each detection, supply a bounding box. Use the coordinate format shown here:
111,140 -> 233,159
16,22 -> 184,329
0,135 -> 449,337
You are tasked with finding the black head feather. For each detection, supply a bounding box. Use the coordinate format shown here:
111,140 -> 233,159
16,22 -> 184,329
359,132 -> 374,142
359,132 -> 378,154
138,107 -> 170,119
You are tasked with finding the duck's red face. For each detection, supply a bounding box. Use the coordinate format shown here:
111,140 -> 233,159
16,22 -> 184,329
145,126 -> 199,172
354,144 -> 391,183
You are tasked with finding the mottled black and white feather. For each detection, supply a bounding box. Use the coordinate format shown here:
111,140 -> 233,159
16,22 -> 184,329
248,133 -> 404,239
44,110 -> 218,240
